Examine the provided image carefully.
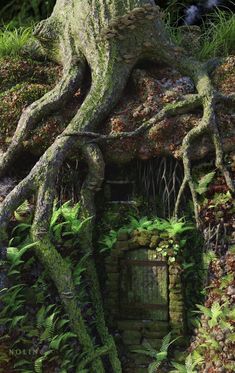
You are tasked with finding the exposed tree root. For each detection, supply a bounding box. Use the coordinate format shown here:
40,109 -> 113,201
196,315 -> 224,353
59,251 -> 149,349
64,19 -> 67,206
0,50 -> 86,178
0,1 -> 234,371
31,162 -> 105,372
79,143 -> 122,372
173,69 -> 235,224
0,60 -> 130,370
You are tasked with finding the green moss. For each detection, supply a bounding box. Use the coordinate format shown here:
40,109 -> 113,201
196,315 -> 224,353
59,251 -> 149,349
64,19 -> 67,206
0,57 -> 60,93
0,82 -> 50,148
0,57 -> 61,151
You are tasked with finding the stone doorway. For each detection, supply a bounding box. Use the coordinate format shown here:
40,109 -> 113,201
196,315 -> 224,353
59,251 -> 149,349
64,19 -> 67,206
119,248 -> 168,322
105,231 -> 185,371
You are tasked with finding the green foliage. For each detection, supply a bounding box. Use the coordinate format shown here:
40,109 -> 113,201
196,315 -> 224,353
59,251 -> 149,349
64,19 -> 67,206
50,200 -> 92,245
194,171 -> 215,195
99,215 -> 194,255
208,191 -> 232,207
0,27 -> 32,58
127,216 -> 194,237
170,353 -> 204,373
195,301 -> 229,329
99,229 -> 118,253
165,8 -> 235,59
7,241 -> 38,275
133,332 -> 178,373
152,218 -> 194,237
0,206 -> 91,372
99,215 -> 194,268
198,10 -> 235,59
0,0 -> 55,27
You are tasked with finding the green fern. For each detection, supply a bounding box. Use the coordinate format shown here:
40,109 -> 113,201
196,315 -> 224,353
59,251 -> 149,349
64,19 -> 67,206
194,171 -> 215,195
7,241 -> 38,272
34,356 -> 44,373
195,302 -> 226,328
50,332 -> 76,350
133,332 -> 178,372
170,352 -> 203,373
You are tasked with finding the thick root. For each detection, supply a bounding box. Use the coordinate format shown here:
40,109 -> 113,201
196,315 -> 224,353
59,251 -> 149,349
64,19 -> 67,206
31,161 -> 105,372
173,66 -> 234,224
79,143 -> 122,372
0,59 -> 85,178
0,63 -> 130,371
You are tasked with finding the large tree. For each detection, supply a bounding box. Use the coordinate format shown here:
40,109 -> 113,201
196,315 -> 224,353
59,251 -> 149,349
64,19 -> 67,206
0,0 -> 234,371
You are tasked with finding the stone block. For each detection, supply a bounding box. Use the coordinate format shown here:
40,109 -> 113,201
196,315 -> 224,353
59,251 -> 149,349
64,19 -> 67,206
170,292 -> 183,299
126,348 -> 150,365
144,320 -> 169,332
170,312 -> 184,323
135,367 -> 149,373
105,264 -> 119,273
122,330 -> 141,345
170,301 -> 184,309
106,298 -> 118,308
117,320 -> 143,331
169,297 -> 184,305
142,330 -> 169,339
128,239 -> 139,249
106,291 -> 118,301
145,338 -> 162,350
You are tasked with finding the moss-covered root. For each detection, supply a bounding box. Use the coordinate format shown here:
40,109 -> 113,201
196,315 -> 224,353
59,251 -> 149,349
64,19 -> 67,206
79,143 -> 122,372
31,164 -> 105,373
0,58 -> 85,178
173,65 -> 235,225
0,62 -> 129,369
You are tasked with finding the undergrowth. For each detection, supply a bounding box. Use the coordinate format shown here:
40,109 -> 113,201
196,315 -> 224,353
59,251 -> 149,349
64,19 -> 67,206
166,9 -> 235,59
198,9 -> 235,59
0,7 -> 234,60
0,201 -> 91,372
0,0 -> 55,27
0,27 -> 32,58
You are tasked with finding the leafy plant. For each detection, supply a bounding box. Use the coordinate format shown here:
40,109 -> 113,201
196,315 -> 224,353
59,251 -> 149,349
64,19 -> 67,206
170,353 -> 204,373
7,241 -> 38,275
195,302 -> 227,329
133,332 -> 178,372
153,218 -> 194,237
50,201 -> 92,244
198,9 -> 235,59
0,27 -> 32,57
99,230 -> 118,252
0,0 -> 55,27
0,219 -> 83,372
194,171 -> 215,195
129,216 -> 154,231
209,191 -> 232,207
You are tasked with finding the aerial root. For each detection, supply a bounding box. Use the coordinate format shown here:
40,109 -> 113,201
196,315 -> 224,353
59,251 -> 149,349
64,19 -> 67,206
174,84 -> 234,225
0,68 -> 131,371
62,93 -> 202,141
79,143 -> 122,372
31,155 -> 106,373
